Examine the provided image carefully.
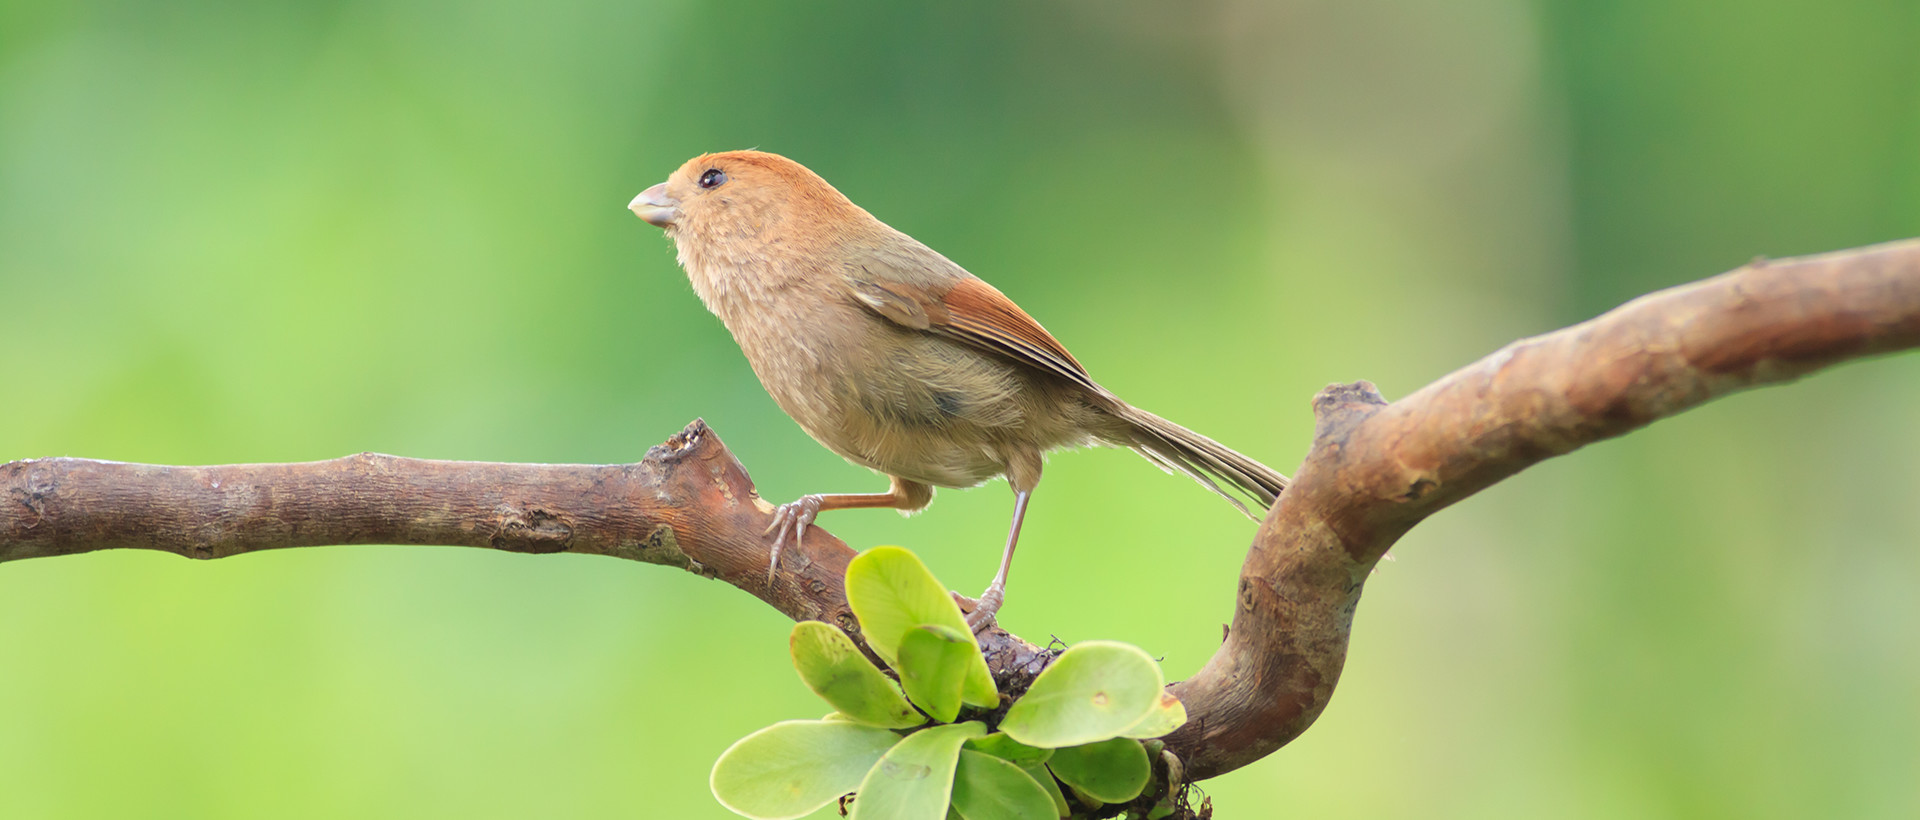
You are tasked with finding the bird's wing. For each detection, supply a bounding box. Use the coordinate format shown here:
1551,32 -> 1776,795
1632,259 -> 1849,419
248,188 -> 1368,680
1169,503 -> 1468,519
848,273 -> 1103,394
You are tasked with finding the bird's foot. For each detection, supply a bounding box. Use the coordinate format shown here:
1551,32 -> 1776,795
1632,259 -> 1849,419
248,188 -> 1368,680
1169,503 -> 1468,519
763,494 -> 824,585
963,585 -> 1004,634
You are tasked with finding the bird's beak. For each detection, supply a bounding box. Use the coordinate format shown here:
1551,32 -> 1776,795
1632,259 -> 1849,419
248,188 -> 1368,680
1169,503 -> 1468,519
628,182 -> 680,228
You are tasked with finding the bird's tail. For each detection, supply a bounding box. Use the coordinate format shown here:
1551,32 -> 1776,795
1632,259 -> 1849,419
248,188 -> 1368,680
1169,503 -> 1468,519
1112,405 -> 1287,518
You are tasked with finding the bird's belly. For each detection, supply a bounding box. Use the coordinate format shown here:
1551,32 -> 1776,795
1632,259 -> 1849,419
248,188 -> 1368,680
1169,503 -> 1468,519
822,412 -> 1010,489
740,322 -> 1033,488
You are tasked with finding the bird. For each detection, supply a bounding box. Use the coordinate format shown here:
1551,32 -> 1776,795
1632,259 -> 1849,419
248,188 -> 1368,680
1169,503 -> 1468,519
629,150 -> 1286,630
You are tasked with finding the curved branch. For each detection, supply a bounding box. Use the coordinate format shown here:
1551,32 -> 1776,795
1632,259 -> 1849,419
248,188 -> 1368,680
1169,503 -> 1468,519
1166,238 -> 1920,779
3,238 -> 1917,788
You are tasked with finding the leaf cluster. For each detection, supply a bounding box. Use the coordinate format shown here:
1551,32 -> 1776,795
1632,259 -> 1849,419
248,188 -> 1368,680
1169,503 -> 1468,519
711,547 -> 1187,819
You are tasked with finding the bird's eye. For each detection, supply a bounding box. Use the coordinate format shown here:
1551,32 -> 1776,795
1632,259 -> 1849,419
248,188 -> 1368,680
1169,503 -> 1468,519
698,168 -> 727,189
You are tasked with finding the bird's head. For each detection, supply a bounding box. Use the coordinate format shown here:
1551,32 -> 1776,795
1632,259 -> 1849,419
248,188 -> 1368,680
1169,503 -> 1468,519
629,150 -> 866,250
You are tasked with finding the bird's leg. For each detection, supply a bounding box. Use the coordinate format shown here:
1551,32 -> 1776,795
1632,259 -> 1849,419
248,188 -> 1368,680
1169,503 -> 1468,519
765,477 -> 932,584
965,488 -> 1032,633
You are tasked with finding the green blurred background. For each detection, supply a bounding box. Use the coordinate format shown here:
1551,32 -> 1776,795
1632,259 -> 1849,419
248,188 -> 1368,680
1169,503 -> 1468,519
3,0 -> 1917,817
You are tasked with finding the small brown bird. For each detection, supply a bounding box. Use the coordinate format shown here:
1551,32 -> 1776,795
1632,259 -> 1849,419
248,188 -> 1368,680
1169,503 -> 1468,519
630,150 -> 1286,629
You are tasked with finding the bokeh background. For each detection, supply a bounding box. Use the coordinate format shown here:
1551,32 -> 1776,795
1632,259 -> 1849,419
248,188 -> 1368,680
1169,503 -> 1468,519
3,1 -> 1918,817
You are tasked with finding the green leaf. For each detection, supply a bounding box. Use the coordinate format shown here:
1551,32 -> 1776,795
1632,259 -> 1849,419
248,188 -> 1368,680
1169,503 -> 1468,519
950,749 -> 1059,820
710,720 -> 903,820
963,732 -> 1052,765
1045,738 -> 1150,805
898,624 -> 972,722
791,621 -> 924,729
959,654 -> 998,709
844,546 -> 998,708
1119,690 -> 1188,739
850,721 -> 986,820
998,641 -> 1164,748
1065,783 -> 1104,809
966,733 -> 1065,818
1017,760 -> 1071,818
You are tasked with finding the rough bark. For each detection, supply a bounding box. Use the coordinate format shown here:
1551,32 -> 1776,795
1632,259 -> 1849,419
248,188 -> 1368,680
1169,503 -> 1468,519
3,238 -> 1917,784
0,424 -> 1053,680
1166,239 -> 1920,778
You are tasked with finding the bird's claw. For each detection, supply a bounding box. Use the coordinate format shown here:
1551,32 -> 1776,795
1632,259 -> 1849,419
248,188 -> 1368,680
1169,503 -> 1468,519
963,587 -> 1003,634
964,608 -> 997,634
763,494 -> 824,585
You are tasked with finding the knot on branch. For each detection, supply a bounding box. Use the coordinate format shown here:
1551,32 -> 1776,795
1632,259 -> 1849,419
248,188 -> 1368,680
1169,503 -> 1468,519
650,418 -> 711,463
6,464 -> 54,531
490,507 -> 574,553
1310,380 -> 1388,446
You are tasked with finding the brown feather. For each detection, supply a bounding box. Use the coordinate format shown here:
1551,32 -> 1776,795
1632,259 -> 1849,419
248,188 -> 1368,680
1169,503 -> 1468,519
933,278 -> 1099,393
849,274 -> 1103,396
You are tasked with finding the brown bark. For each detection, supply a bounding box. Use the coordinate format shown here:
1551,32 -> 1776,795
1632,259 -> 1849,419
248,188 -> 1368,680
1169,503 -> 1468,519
0,424 -> 1053,679
1166,238 -> 1920,779
3,238 -> 1918,784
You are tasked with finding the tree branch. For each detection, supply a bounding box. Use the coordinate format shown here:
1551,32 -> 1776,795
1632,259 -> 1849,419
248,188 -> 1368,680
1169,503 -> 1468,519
3,238 -> 1917,787
0,424 -> 1053,678
1166,238 -> 1920,779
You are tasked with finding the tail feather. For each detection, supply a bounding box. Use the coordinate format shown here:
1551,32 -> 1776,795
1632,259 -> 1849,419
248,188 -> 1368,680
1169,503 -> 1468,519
1115,406 -> 1288,518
